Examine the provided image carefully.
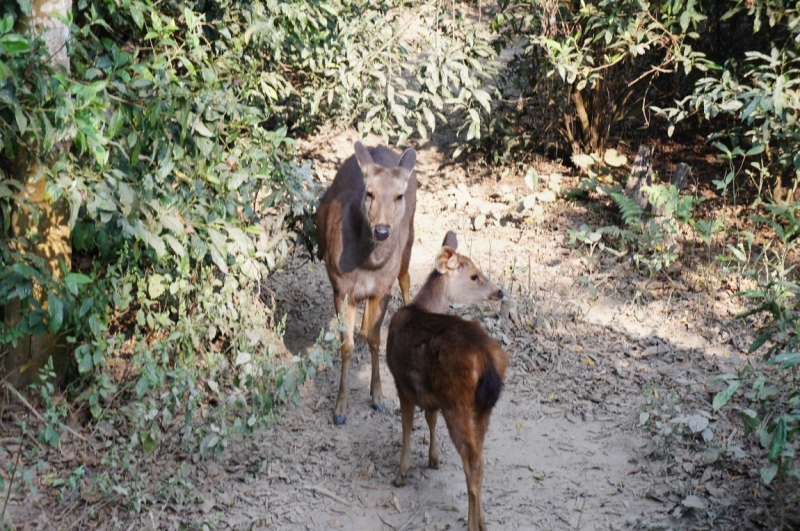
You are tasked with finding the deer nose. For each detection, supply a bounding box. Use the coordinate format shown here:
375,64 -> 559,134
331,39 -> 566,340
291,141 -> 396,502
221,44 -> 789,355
496,289 -> 505,300
374,225 -> 391,241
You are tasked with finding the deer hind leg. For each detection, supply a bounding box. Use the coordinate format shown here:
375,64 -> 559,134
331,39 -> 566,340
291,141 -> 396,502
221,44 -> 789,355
365,295 -> 389,411
333,296 -> 359,426
392,392 -> 415,487
474,412 -> 492,529
425,409 -> 439,469
445,408 -> 486,531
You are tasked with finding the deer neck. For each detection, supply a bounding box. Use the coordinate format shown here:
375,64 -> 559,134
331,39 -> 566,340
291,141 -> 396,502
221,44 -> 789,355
411,271 -> 450,314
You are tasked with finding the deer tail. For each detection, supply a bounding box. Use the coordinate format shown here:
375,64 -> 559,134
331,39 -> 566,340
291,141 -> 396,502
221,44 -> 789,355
475,360 -> 503,411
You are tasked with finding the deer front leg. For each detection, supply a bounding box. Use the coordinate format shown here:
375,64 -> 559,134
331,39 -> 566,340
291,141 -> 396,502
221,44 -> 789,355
365,295 -> 389,411
333,296 -> 358,426
398,268 -> 411,306
398,225 -> 413,305
355,301 -> 371,346
392,393 -> 415,487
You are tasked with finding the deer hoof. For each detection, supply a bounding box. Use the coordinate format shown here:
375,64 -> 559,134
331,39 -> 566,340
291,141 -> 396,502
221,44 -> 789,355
391,476 -> 407,488
333,414 -> 347,426
372,401 -> 386,412
428,457 -> 439,469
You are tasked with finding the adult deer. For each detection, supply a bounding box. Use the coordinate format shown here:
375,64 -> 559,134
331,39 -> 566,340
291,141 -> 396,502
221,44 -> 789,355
387,231 -> 507,531
316,141 -> 417,426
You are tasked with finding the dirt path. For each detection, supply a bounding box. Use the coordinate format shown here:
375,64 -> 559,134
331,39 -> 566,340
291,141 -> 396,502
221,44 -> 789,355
197,129 -> 745,531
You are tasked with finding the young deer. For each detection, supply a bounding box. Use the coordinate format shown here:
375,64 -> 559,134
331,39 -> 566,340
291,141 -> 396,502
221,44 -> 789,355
387,231 -> 508,531
316,141 -> 417,426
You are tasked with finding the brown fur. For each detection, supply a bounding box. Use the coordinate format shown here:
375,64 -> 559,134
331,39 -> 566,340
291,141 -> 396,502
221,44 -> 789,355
386,231 -> 508,531
316,141 -> 417,425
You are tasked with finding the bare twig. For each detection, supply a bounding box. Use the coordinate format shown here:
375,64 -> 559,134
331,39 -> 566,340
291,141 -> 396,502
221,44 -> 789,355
0,434 -> 22,523
2,382 -> 91,446
396,486 -> 422,531
377,511 -> 395,529
574,496 -> 586,530
303,485 -> 351,506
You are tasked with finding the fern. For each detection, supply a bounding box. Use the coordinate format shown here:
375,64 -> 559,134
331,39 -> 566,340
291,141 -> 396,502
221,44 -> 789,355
598,225 -> 635,243
644,184 -> 675,209
610,191 -> 644,227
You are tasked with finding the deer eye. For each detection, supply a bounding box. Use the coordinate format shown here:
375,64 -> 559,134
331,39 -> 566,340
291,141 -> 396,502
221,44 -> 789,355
366,191 -> 374,200
471,274 -> 479,281
395,194 -> 404,201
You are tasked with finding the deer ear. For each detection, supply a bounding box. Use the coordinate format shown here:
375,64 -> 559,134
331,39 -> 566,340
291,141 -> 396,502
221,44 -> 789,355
397,148 -> 416,176
435,247 -> 459,274
441,231 -> 458,251
354,141 -> 374,170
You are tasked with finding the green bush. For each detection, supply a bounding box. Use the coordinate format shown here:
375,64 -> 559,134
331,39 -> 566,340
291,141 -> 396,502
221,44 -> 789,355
711,205 -> 800,488
488,0 -> 708,157
654,0 -> 800,202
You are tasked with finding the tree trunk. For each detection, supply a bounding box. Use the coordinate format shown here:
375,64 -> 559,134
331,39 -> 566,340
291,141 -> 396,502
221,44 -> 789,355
624,145 -> 655,211
623,148 -> 690,254
3,0 -> 72,388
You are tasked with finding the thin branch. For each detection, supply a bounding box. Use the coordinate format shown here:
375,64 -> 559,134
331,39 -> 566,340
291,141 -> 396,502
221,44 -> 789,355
2,382 -> 92,447
0,435 -> 22,523
303,485 -> 351,506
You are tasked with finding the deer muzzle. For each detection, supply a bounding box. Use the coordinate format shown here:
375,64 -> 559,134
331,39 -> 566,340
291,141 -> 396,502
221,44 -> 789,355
373,224 -> 391,241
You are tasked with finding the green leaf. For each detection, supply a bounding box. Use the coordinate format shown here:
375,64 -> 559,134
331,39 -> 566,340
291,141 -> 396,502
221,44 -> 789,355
603,149 -> 628,168
472,88 -> 491,112
712,381 -> 739,411
160,213 -> 184,234
108,108 -> 124,139
720,6 -> 741,20
78,351 -> 94,374
141,431 -> 156,452
193,119 -> 214,138
0,15 -> 13,34
47,293 -> 64,333
163,234 -> 186,257
761,463 -> 778,485
725,244 -> 747,262
12,263 -> 41,280
524,168 -> 538,191
148,274 -> 166,299
422,106 -> 436,132
209,246 -> 229,274
748,333 -> 771,354
573,153 -> 595,170
768,417 -> 787,460
746,143 -> 765,156
64,273 -> 92,296
0,34 -> 33,54
14,104 -> 27,133
771,352 -> 800,370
